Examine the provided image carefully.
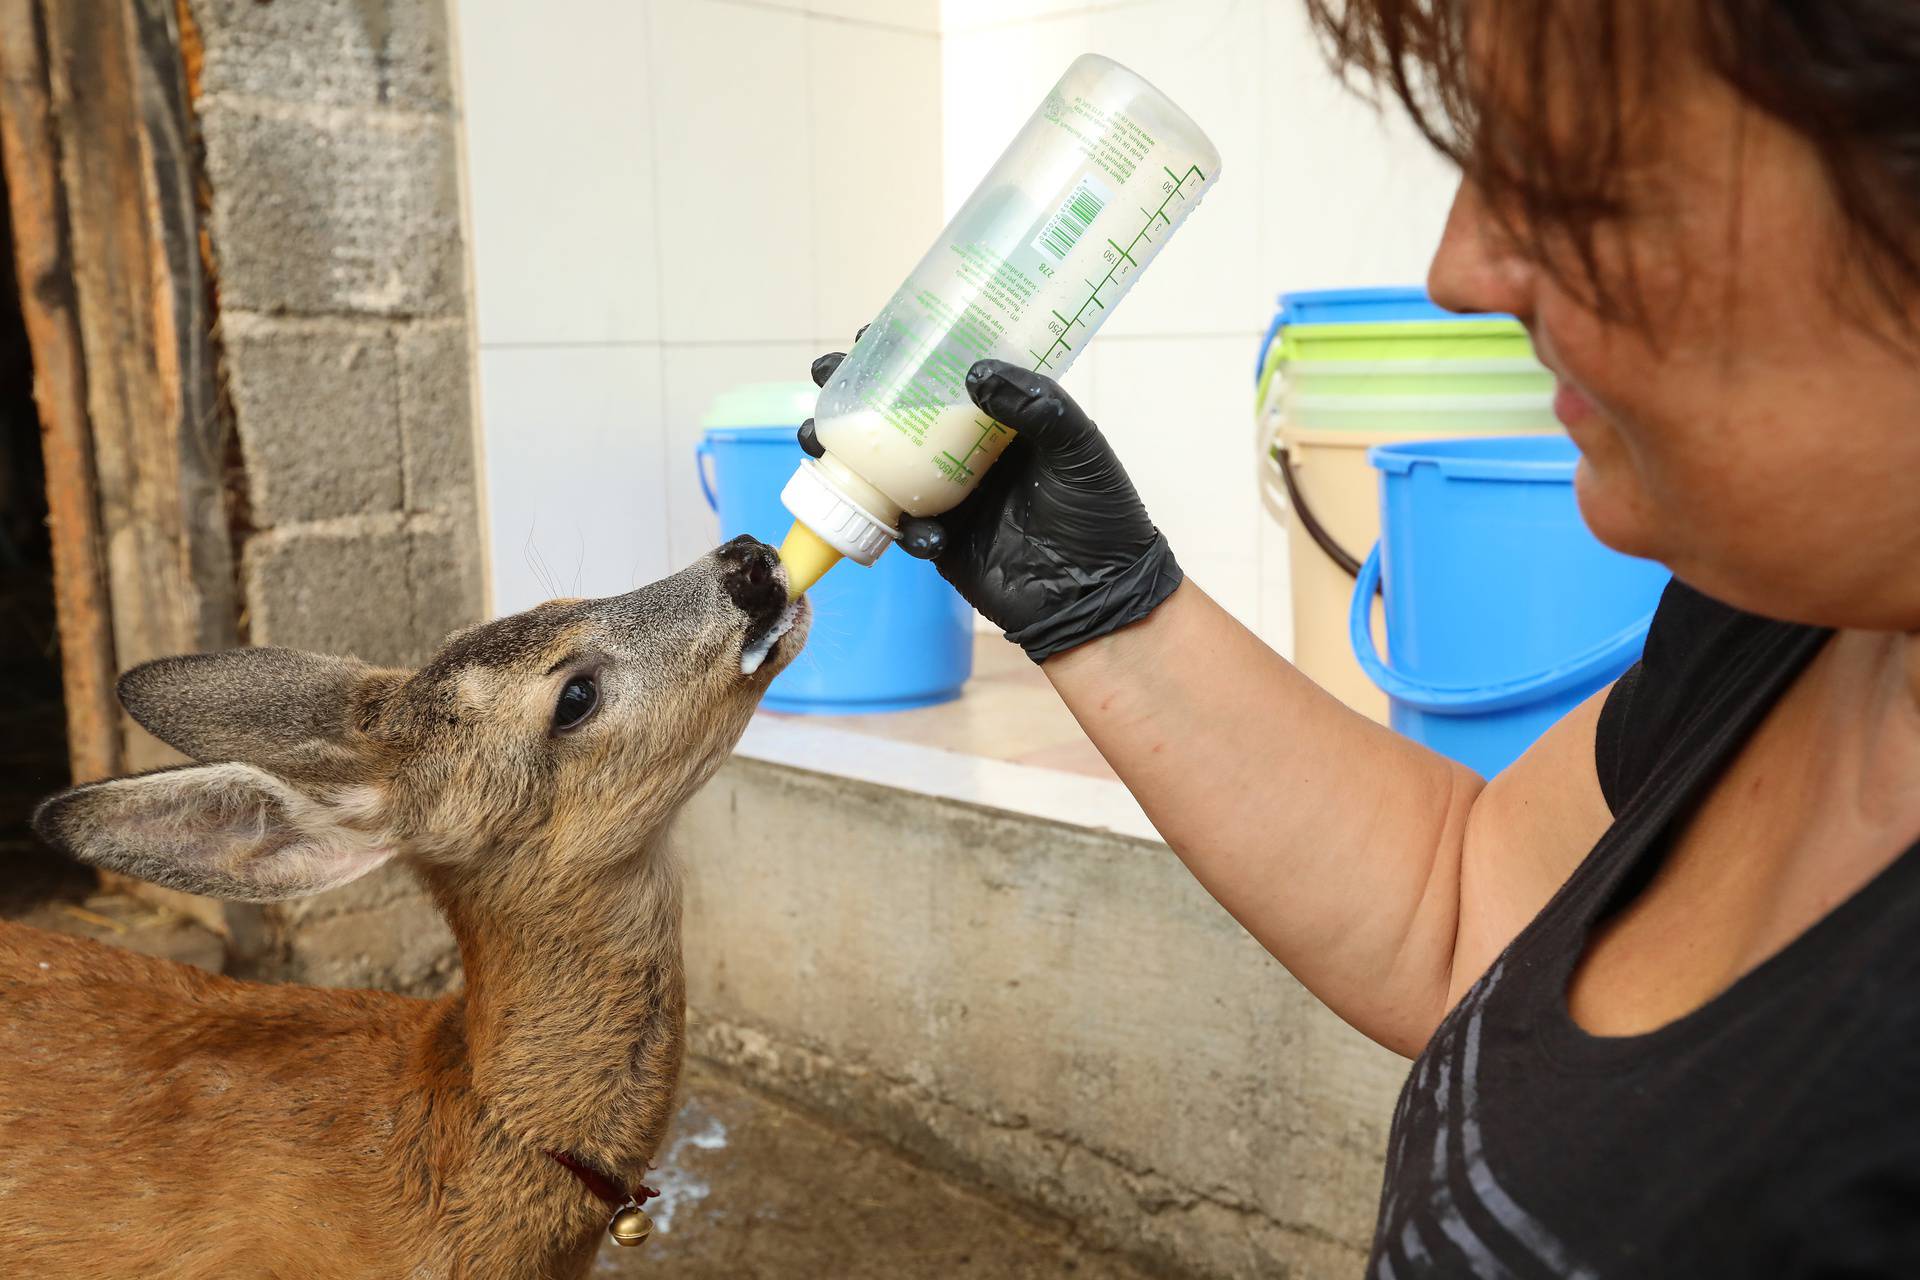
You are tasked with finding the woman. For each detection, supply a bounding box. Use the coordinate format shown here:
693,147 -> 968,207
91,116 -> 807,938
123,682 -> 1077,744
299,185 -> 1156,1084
807,3 -> 1920,1273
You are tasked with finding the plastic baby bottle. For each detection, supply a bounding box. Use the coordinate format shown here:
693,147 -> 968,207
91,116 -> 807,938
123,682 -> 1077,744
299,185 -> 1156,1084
779,53 -> 1222,593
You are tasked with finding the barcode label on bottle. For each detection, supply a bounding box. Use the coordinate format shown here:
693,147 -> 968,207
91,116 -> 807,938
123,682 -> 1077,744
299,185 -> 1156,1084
1033,174 -> 1113,263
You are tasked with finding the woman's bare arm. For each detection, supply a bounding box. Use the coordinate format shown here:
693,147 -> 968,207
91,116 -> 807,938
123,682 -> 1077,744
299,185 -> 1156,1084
1044,580 -> 1615,1056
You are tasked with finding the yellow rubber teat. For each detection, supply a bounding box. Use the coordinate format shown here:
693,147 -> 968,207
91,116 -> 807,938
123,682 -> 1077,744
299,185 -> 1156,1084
779,520 -> 842,595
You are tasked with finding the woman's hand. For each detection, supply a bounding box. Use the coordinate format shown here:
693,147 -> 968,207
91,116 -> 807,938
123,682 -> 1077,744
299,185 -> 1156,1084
802,340 -> 1180,662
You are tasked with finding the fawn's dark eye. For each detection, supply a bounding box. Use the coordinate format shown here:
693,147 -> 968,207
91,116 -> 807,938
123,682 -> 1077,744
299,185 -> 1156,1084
552,674 -> 599,732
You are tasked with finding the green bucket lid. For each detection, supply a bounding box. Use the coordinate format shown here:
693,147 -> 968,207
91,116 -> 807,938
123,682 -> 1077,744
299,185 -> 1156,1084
1279,318 -> 1534,362
701,381 -> 819,431
1256,318 -> 1542,411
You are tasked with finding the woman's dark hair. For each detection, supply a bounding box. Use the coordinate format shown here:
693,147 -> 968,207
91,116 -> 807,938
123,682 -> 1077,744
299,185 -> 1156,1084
1306,0 -> 1920,312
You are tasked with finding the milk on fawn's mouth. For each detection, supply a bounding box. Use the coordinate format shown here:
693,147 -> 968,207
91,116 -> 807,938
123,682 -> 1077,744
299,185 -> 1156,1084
774,52 -> 1222,594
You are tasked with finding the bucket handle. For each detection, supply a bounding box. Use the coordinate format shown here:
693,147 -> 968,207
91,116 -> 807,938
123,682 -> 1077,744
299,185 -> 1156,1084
1348,542 -> 1656,715
1254,353 -> 1367,582
1271,442 -> 1368,580
695,439 -> 718,513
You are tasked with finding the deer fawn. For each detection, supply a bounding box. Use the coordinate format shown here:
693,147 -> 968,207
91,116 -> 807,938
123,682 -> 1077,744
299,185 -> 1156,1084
0,537 -> 806,1279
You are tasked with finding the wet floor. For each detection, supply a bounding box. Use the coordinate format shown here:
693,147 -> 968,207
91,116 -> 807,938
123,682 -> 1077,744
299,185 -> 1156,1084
596,1061 -> 1169,1280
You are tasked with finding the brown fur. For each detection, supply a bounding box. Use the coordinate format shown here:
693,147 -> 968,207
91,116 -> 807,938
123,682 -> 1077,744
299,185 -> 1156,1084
0,540 -> 805,1278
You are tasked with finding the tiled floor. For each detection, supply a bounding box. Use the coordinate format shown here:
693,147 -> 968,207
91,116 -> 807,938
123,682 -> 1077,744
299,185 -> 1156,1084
765,632 -> 1117,781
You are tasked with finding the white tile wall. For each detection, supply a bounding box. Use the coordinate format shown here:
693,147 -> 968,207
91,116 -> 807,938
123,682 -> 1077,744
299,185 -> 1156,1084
940,13 -> 1093,217
479,345 -> 670,615
458,0 -> 946,616
1258,502 -> 1295,658
458,0 -> 1459,645
806,21 -> 944,337
649,0 -> 817,342
456,0 -> 660,345
1257,1 -> 1458,291
940,0 -> 1148,35
658,341 -> 818,568
762,0 -> 942,33
1086,335 -> 1262,628
1081,0 -> 1271,338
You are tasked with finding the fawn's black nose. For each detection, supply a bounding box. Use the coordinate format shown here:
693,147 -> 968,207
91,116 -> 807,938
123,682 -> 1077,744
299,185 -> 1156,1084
718,536 -> 786,621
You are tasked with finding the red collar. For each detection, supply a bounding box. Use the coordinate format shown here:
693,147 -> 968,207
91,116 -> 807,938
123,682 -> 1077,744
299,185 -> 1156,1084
544,1148 -> 660,1213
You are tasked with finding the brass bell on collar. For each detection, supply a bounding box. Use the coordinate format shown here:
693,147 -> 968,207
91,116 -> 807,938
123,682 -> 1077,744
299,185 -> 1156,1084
609,1205 -> 654,1247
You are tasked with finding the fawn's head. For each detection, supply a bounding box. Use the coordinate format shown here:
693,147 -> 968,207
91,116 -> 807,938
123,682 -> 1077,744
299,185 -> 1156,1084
33,537 -> 807,913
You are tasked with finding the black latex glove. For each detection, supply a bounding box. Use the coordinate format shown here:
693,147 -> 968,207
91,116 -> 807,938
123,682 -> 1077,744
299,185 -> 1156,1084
803,342 -> 1180,663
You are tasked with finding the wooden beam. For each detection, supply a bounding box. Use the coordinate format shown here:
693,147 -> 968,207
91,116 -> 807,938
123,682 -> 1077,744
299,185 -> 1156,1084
2,0 -> 244,937
134,0 -> 235,666
37,0 -> 237,775
0,0 -> 122,786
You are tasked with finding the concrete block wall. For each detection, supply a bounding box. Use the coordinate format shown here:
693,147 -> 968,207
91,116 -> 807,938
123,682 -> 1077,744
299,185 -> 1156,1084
190,0 -> 484,670
678,757 -> 1408,1278
187,0 -> 480,989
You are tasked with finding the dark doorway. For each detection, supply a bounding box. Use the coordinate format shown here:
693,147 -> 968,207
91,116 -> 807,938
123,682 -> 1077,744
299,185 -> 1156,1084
0,148 -> 90,916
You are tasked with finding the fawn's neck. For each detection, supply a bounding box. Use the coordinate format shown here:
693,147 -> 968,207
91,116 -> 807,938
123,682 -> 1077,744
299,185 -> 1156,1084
434,845 -> 686,1182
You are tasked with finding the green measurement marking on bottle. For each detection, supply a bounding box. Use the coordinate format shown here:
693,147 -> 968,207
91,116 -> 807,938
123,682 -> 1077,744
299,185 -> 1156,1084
1027,164 -> 1206,373
936,415 -> 1010,482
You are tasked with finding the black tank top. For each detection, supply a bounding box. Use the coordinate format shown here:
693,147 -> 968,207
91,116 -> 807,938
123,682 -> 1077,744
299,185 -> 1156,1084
1368,581 -> 1920,1278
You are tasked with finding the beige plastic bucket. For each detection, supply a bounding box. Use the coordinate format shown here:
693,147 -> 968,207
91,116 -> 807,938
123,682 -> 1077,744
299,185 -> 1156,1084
1279,424 -> 1556,723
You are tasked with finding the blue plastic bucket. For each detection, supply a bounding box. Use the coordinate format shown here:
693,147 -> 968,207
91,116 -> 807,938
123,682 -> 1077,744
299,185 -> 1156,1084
1348,436 -> 1670,776
696,388 -> 972,714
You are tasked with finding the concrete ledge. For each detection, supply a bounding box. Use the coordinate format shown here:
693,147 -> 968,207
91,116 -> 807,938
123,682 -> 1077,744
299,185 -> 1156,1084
676,755 -> 1405,1278
736,714 -> 1158,841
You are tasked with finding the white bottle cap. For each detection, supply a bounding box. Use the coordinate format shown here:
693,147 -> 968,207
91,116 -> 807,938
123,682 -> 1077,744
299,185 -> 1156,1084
780,460 -> 897,566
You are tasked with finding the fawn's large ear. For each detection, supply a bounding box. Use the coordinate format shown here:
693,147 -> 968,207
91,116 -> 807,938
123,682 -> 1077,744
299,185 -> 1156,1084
32,764 -> 392,903
117,648 -> 376,765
